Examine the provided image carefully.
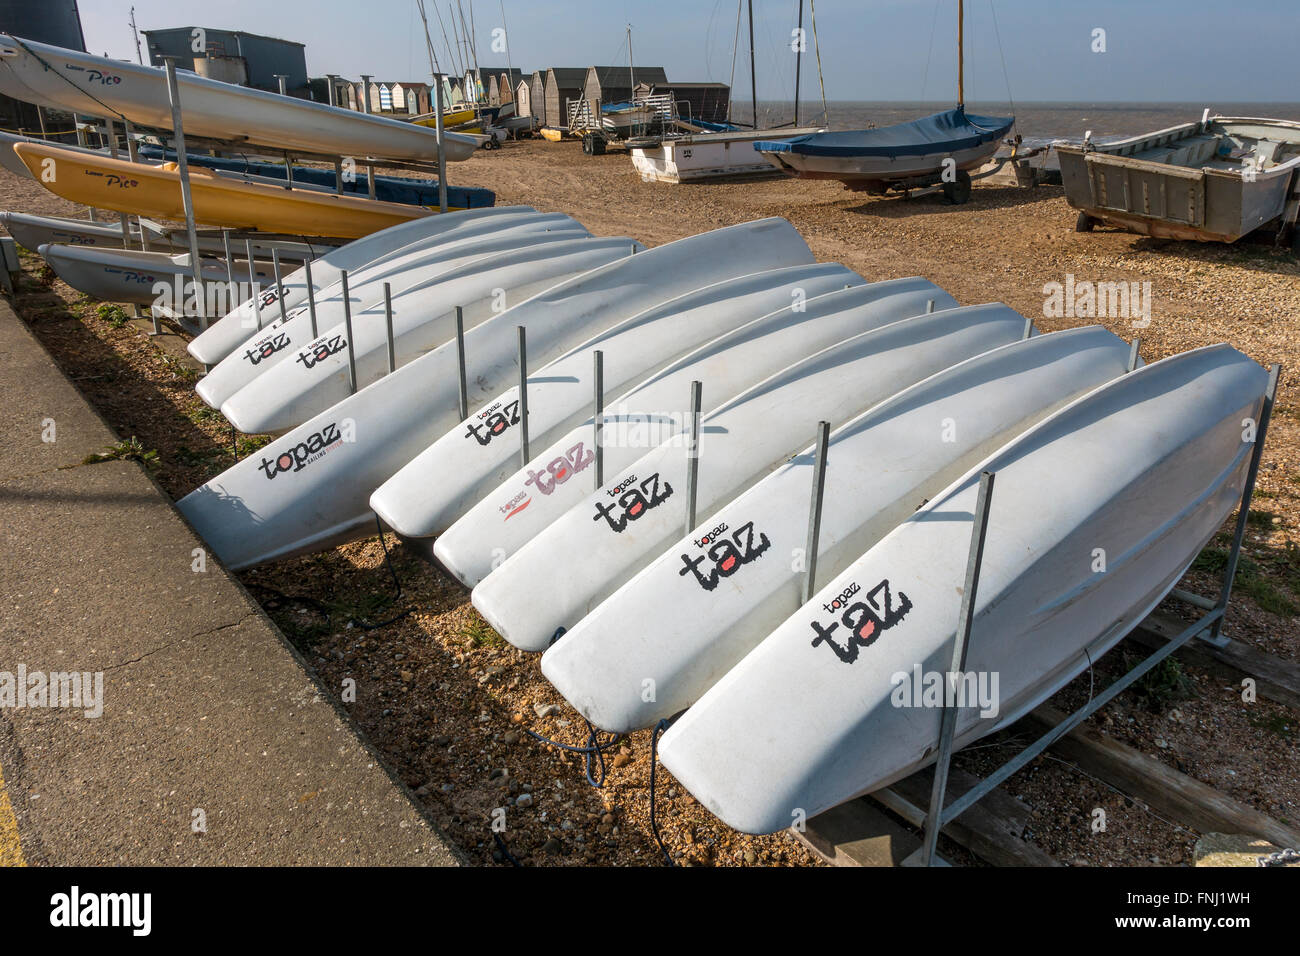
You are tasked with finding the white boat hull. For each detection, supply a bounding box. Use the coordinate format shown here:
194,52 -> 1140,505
38,243 -> 277,307
658,345 -> 1268,834
0,35 -> 479,163
541,327 -> 1134,732
186,206 -> 543,365
177,219 -> 816,569
368,263 -> 864,541
221,236 -> 642,434
195,219 -> 588,410
470,303 -> 1032,652
630,128 -> 826,184
432,278 -> 958,586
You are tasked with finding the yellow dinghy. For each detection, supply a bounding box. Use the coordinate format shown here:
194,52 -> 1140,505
412,107 -> 477,129
13,142 -> 431,240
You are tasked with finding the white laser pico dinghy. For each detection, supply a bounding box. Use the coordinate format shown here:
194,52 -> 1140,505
38,243 -> 278,306
431,277 -> 959,585
187,206 -> 547,365
658,344 -> 1269,834
197,220 -> 593,412
541,326 -> 1135,732
470,303 -> 1032,651
0,35 -> 482,164
178,219 -> 816,569
369,263 -> 873,544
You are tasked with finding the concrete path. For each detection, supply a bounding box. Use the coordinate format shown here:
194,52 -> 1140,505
0,300 -> 460,865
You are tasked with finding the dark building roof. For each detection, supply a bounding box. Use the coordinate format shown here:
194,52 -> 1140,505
547,67 -> 588,85
588,65 -> 669,88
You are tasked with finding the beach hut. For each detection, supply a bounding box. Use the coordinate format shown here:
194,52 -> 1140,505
391,82 -> 431,115
529,70 -> 547,124
496,69 -> 523,105
546,67 -> 587,128
515,79 -> 532,120
584,65 -> 668,111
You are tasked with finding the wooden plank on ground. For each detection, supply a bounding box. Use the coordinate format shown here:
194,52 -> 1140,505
796,798 -> 921,867
1024,704 -> 1300,849
1127,613 -> 1300,710
881,766 -> 1061,867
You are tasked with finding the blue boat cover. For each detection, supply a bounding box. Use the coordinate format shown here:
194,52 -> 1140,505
752,107 -> 1014,158
137,146 -> 496,209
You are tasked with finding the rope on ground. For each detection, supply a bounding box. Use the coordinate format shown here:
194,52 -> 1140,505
649,717 -> 678,866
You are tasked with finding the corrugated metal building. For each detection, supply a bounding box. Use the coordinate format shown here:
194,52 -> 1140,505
0,0 -> 86,132
142,27 -> 308,96
546,67 -> 587,128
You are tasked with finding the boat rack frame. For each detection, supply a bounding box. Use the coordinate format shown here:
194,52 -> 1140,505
896,360 -> 1281,866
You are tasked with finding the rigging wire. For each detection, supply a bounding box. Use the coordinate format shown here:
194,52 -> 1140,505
987,0 -> 1017,116
727,0 -> 742,125
919,0 -> 942,103
808,0 -> 829,125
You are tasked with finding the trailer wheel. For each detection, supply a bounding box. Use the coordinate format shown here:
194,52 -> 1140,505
942,169 -> 972,204
1075,212 -> 1096,232
590,134 -> 606,156
581,133 -> 595,155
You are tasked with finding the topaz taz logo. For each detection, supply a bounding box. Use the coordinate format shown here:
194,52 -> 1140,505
258,422 -> 343,479
592,472 -> 672,533
522,442 -> 594,495
808,579 -> 912,664
50,886 -> 151,936
243,331 -> 291,365
677,521 -> 770,591
295,334 -> 346,370
465,399 -> 520,445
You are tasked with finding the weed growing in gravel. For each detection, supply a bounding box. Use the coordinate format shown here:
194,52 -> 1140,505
1128,656 -> 1195,713
95,303 -> 130,329
462,614 -> 502,647
82,436 -> 160,470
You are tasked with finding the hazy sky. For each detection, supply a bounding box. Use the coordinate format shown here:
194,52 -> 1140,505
76,0 -> 1299,103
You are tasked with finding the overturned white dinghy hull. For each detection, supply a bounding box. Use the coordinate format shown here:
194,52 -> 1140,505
220,236 -> 641,435
0,34 -> 481,163
471,303 -> 1033,652
369,263 -> 870,542
194,216 -> 587,409
186,206 -> 544,365
38,243 -> 277,307
432,277 -> 959,586
658,344 -> 1269,834
178,218 -> 816,569
541,326 -> 1135,732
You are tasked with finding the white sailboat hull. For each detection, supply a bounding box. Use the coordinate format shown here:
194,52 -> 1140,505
195,219 -> 588,410
658,345 -> 1268,834
220,236 -> 642,434
186,206 -> 544,365
177,219 -> 816,569
470,303 -> 1032,652
0,35 -> 480,163
541,327 -> 1134,732
368,263 -> 864,541
431,278 -> 959,586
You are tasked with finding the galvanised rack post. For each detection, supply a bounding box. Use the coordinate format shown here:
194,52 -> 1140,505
913,362 -> 1281,867
162,57 -> 207,333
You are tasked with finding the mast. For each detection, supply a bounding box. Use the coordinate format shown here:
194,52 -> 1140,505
794,0 -> 803,126
957,0 -> 964,107
748,0 -> 757,129
627,24 -> 635,93
129,7 -> 143,64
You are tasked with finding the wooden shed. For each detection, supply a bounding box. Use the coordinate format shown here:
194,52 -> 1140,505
391,82 -> 431,115
584,65 -> 669,111
546,67 -> 588,128
529,70 -> 546,124
496,68 -> 523,105
664,81 -> 730,125
515,79 -> 531,119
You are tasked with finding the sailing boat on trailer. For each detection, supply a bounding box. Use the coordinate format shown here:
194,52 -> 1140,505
753,0 -> 1014,202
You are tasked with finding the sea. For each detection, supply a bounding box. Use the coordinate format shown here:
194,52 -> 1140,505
728,100 -> 1300,147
